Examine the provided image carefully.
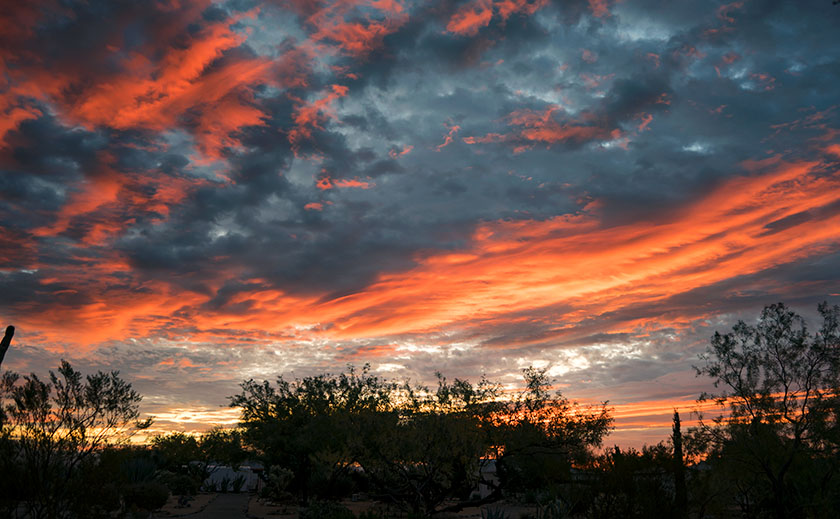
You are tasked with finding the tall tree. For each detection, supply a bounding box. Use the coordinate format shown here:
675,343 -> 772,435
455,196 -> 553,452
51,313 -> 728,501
231,365 -> 396,502
692,302 -> 840,518
231,366 -> 613,516
1,360 -> 152,518
494,367 -> 613,497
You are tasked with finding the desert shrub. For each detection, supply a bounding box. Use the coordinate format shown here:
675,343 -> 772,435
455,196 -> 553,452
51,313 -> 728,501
261,465 -> 295,501
481,505 -> 511,519
123,481 -> 170,513
299,499 -> 355,519
159,471 -> 199,495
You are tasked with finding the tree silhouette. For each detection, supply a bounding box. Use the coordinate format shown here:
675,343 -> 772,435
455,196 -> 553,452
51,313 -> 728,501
231,365 -> 613,516
672,410 -> 687,518
1,360 -> 152,517
691,302 -> 840,518
0,325 -> 13,369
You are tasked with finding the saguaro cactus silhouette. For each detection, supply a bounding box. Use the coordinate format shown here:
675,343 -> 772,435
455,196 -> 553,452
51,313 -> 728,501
0,325 -> 14,369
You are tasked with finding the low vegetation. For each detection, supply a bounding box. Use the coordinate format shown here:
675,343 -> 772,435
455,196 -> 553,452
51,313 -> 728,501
1,302 -> 838,517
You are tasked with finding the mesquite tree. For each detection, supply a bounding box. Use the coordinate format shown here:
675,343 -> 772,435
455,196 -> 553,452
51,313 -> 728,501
1,360 -> 151,518
692,302 -> 840,518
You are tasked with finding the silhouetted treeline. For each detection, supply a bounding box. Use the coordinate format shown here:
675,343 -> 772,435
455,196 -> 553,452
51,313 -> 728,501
229,366 -> 612,515
1,302 -> 839,518
226,302 -> 840,518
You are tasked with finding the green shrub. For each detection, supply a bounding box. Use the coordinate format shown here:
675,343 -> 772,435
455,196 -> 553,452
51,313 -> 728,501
261,466 -> 295,501
123,482 -> 170,512
232,474 -> 246,493
299,500 -> 355,519
158,471 -> 199,496
481,505 -> 511,519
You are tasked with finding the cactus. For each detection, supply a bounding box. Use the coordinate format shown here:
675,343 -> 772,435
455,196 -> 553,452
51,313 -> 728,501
0,325 -> 14,369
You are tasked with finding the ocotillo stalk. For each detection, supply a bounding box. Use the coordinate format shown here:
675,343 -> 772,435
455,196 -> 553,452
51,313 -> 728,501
0,325 -> 14,369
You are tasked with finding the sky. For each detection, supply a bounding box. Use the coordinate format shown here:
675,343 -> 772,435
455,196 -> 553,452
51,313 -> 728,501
1,0 -> 839,447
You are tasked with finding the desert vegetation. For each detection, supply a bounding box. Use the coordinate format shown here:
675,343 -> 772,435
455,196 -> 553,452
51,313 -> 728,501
1,302 -> 839,518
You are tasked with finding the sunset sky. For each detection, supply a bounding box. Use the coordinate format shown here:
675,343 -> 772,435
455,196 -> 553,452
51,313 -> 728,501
1,0 -> 839,447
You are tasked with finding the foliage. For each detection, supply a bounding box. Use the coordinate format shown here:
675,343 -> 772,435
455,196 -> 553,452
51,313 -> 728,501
150,427 -> 247,492
231,365 -> 612,516
231,364 -> 396,502
232,474 -> 246,493
691,302 -> 840,518
298,499 -> 356,519
261,465 -> 295,501
356,373 -> 504,515
481,505 -> 511,519
158,470 -> 200,496
0,360 -> 151,518
122,481 -> 170,516
494,367 -> 613,497
583,444 -> 675,519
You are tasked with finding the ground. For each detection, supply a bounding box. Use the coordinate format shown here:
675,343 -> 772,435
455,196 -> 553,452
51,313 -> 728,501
156,493 -> 538,518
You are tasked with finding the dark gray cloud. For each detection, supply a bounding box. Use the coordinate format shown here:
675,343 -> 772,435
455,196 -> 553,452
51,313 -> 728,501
1,0 -> 839,444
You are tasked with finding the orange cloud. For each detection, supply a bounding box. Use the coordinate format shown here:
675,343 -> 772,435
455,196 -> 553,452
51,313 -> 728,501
447,0 -> 494,36
289,84 -> 349,152
303,0 -> 407,57
0,3 -> 298,159
312,19 -> 397,56
389,144 -> 414,158
334,178 -> 374,188
316,175 -> 373,190
30,159 -> 208,246
54,153 -> 840,347
0,104 -> 41,148
636,113 -> 653,132
436,123 -> 461,151
465,106 -> 615,149
587,0 -> 611,18
228,155 -> 838,341
446,0 -> 548,36
716,1 -> 744,24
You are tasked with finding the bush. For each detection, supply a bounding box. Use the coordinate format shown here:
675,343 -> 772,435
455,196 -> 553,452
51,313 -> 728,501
159,471 -> 199,496
232,474 -> 246,493
298,500 -> 355,519
123,481 -> 170,513
261,466 -> 295,501
481,506 -> 511,519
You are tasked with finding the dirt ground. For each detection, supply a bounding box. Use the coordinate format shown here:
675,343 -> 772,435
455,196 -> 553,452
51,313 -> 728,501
157,493 -> 216,517
247,497 -> 538,519
155,493 -> 539,519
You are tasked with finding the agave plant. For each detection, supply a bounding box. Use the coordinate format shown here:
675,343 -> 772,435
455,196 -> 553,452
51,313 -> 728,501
481,505 -> 511,519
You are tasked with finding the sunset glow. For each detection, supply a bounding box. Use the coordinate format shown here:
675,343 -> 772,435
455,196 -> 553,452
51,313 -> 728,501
1,0 -> 839,448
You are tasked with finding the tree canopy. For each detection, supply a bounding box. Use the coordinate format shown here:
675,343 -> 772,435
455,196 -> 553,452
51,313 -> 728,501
1,360 -> 153,518
691,302 -> 840,518
230,365 -> 612,515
